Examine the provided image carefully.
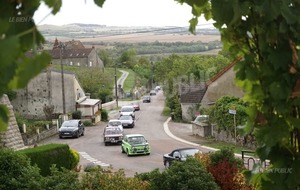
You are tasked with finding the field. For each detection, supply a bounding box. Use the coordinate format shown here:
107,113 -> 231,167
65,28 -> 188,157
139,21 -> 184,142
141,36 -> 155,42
39,24 -> 220,44
79,33 -> 220,44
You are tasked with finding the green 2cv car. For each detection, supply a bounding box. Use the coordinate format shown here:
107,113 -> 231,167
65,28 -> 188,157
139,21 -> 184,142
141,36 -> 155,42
121,134 -> 151,156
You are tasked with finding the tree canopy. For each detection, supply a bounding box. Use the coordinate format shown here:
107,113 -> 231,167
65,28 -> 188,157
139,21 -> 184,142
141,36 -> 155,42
178,0 -> 300,189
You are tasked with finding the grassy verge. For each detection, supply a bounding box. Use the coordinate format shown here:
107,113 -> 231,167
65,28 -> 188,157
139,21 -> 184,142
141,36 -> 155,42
119,68 -> 136,93
203,140 -> 255,155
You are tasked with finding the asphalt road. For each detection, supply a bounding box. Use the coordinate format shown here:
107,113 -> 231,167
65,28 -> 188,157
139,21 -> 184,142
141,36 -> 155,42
39,90 -> 205,177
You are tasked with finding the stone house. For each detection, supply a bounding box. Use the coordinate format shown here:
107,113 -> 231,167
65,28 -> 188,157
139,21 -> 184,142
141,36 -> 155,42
49,39 -> 104,68
180,59 -> 244,121
11,67 -> 101,122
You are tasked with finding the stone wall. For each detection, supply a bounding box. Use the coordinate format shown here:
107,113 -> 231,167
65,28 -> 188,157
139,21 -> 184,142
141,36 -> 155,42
212,127 -> 256,149
0,95 -> 25,150
11,69 -> 78,119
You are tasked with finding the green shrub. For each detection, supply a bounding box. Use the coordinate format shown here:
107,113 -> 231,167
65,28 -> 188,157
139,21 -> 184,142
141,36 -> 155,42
41,165 -> 80,190
136,158 -> 218,190
101,109 -> 108,122
72,110 -> 82,119
83,163 -> 98,172
0,148 -> 43,190
18,144 -> 74,176
162,106 -> 171,116
209,147 -> 244,169
69,148 -> 80,170
80,166 -> 149,190
83,120 -> 93,126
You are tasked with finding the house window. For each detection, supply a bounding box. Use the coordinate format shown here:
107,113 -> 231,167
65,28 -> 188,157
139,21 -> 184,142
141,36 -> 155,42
70,61 -> 73,66
77,62 -> 80,66
89,61 -> 92,67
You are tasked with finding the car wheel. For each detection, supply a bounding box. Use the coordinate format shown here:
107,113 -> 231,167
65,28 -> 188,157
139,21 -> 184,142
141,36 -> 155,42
105,142 -> 108,146
121,146 -> 125,153
76,132 -> 80,138
165,161 -> 170,169
59,135 -> 63,139
81,130 -> 84,136
126,149 -> 130,156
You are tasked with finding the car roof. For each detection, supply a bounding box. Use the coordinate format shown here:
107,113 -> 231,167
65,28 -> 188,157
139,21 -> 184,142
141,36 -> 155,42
125,134 -> 144,137
121,105 -> 134,108
109,119 -> 121,122
172,147 -> 199,152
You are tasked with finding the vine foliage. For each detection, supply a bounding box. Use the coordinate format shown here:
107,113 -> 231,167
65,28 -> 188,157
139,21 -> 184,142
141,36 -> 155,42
178,0 -> 300,189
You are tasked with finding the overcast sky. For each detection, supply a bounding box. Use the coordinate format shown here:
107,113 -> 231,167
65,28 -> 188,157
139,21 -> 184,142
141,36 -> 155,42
33,0 -> 212,27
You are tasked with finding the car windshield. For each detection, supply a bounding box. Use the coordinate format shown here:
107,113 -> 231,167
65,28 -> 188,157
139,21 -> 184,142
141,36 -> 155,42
109,121 -> 121,126
119,115 -> 132,120
105,128 -> 121,135
180,149 -> 199,158
121,107 -> 134,112
128,136 -> 146,144
62,121 -> 77,128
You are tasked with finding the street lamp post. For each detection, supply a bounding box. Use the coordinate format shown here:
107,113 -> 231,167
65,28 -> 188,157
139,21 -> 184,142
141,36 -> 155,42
114,63 -> 118,107
59,42 -> 66,114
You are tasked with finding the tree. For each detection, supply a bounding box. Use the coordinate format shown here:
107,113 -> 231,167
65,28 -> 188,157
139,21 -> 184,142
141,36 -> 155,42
136,158 -> 218,190
0,0 -> 106,130
178,0 -> 300,189
209,96 -> 248,134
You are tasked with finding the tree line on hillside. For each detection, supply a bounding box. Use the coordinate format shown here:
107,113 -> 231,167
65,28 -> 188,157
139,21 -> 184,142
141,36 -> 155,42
86,41 -> 222,55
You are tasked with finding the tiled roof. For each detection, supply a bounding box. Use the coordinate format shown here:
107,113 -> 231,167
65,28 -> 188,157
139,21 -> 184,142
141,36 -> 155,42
47,48 -> 93,59
180,84 -> 207,103
53,39 -> 85,50
206,58 -> 241,86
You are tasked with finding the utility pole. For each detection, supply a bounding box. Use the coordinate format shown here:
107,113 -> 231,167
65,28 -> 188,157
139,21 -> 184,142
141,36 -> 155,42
151,61 -> 154,89
114,63 -> 118,107
60,42 -> 66,114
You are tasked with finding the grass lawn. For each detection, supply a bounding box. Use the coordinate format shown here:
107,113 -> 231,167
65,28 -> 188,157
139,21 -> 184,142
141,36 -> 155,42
203,140 -> 256,156
118,68 -> 137,93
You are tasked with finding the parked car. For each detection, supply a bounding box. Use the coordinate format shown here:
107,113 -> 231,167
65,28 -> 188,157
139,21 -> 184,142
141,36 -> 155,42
107,119 -> 123,132
59,119 -> 85,139
103,126 -> 123,146
163,147 -> 201,168
150,90 -> 156,96
119,105 -> 135,119
121,134 -> 151,156
131,102 -> 140,111
119,115 -> 135,128
143,96 -> 151,103
155,85 -> 161,91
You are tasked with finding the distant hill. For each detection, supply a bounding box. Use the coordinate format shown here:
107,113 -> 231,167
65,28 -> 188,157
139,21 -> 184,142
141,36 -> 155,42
38,23 -> 220,43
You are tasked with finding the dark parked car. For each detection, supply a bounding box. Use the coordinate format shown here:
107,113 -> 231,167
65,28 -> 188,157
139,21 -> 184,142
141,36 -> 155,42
59,120 -> 85,138
119,115 -> 135,128
143,96 -> 151,103
103,126 -> 123,146
163,148 -> 201,168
